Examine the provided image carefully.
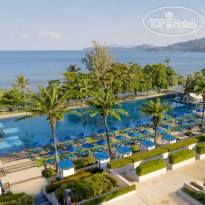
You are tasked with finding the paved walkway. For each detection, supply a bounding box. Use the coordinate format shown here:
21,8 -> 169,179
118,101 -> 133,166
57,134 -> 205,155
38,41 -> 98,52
116,159 -> 205,205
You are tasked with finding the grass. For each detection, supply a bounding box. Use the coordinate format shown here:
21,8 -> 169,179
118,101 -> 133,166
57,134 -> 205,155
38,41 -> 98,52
181,188 -> 205,205
34,156 -> 55,167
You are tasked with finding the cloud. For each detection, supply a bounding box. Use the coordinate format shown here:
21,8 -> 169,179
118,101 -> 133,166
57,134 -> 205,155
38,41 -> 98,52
19,32 -> 33,40
38,30 -> 63,39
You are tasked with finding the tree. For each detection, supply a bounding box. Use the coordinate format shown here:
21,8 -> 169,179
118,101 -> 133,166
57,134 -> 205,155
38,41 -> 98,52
66,65 -> 81,72
17,84 -> 81,170
165,66 -> 178,87
84,89 -> 129,156
143,65 -> 154,97
138,98 -> 173,144
164,58 -> 170,66
186,74 -> 195,87
178,75 -> 186,87
82,41 -> 115,79
14,74 -> 30,98
0,88 -> 23,111
185,71 -> 205,132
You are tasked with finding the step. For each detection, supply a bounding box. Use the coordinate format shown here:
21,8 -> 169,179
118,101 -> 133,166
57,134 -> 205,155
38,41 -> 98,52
5,164 -> 36,174
11,175 -> 42,186
5,161 -> 35,169
1,156 -> 29,164
0,151 -> 28,158
34,194 -> 51,205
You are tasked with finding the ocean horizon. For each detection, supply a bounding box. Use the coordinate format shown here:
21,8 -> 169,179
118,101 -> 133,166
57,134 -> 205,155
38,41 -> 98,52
0,50 -> 204,91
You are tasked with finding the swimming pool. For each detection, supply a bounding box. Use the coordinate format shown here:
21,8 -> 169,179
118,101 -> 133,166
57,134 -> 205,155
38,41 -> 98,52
0,96 -> 189,155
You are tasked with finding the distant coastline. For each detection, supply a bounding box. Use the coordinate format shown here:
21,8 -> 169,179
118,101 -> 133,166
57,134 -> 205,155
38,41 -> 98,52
84,37 -> 205,52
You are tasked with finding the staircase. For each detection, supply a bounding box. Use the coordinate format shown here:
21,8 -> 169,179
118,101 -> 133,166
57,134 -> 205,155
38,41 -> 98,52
34,194 -> 52,205
0,151 -> 30,164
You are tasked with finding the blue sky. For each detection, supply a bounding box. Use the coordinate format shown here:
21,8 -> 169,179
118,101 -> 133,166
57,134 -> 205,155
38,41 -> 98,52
1,0 -> 205,50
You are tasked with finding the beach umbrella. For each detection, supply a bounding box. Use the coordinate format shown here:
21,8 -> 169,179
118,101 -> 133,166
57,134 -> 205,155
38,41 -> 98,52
163,125 -> 173,129
49,138 -> 62,144
115,135 -> 127,140
187,110 -> 196,115
181,112 -> 189,116
187,120 -> 196,124
177,121 -> 188,126
48,150 -> 63,156
70,153 -> 76,157
126,123 -> 136,128
81,143 -> 94,149
78,132 -> 91,138
97,129 -> 106,134
172,114 -> 180,119
137,121 -> 147,126
140,130 -> 151,134
65,135 -> 77,140
128,132 -> 140,137
32,141 -> 47,148
110,126 -> 121,131
196,109 -> 203,113
66,146 -> 80,152
97,139 -> 108,145
163,117 -> 169,120
153,127 -> 164,132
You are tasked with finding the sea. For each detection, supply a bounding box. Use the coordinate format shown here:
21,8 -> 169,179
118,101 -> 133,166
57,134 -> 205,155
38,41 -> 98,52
0,50 -> 204,91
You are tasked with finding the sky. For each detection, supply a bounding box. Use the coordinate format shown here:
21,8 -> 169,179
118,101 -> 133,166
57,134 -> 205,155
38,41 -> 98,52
0,0 -> 205,50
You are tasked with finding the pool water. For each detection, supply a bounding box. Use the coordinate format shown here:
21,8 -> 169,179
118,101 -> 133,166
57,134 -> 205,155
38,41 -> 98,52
0,96 -> 190,155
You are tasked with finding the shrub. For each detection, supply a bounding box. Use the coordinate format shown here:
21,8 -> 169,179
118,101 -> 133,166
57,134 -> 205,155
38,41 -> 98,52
81,185 -> 136,205
196,143 -> 205,154
46,170 -> 92,193
194,191 -> 204,200
74,156 -> 94,169
108,137 -> 200,169
131,145 -> 139,152
169,149 -> 195,164
42,167 -> 55,178
55,172 -> 118,203
199,134 -> 205,142
136,159 -> 166,176
185,131 -> 194,137
0,193 -> 25,202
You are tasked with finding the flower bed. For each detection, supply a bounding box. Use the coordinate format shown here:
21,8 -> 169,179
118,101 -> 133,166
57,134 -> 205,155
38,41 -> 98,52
80,185 -> 136,205
55,172 -> 118,204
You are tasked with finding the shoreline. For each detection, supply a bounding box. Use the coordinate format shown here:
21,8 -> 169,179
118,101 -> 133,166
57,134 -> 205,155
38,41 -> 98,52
0,91 -> 172,120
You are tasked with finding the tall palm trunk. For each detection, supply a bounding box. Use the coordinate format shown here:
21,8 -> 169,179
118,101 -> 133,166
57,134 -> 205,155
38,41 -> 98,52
201,96 -> 205,132
85,87 -> 88,102
103,116 -> 112,156
48,116 -> 59,171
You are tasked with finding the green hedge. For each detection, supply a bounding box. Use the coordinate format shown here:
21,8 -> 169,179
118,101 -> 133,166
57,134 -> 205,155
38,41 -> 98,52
136,159 -> 166,176
196,143 -> 205,154
80,185 -> 136,205
46,170 -> 92,193
0,193 -> 25,202
169,149 -> 195,164
107,138 -> 199,169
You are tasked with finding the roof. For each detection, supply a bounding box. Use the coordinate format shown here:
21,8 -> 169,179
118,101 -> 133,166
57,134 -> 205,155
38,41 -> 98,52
94,151 -> 110,160
57,159 -> 75,170
163,135 -> 176,141
116,146 -> 132,154
141,140 -> 156,147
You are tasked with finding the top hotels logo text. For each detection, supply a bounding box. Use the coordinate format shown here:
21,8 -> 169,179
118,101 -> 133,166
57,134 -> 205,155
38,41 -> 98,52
143,6 -> 203,36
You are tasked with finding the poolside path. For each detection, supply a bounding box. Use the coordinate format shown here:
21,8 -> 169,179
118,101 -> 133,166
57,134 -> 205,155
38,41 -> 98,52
121,159 -> 205,205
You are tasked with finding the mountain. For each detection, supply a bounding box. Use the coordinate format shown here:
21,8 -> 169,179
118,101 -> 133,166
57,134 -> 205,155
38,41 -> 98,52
149,38 -> 205,52
83,38 -> 205,52
83,44 -> 155,51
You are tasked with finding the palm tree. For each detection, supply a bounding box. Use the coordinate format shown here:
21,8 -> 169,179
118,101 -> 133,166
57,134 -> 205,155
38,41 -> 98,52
14,74 -> 30,100
192,75 -> 205,132
84,89 -> 129,156
17,84 -> 81,170
138,98 -> 173,144
66,65 -> 81,72
164,58 -> 170,66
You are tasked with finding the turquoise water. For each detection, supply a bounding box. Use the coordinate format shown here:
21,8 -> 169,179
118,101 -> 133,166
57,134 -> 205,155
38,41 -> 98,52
0,50 -> 204,91
0,96 -> 189,154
